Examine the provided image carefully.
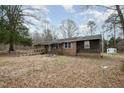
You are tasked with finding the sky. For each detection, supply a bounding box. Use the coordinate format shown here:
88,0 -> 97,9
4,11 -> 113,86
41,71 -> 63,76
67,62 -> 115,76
24,5 -> 123,39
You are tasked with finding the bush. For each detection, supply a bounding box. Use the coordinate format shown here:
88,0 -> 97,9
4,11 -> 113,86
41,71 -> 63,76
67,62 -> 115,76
121,64 -> 124,72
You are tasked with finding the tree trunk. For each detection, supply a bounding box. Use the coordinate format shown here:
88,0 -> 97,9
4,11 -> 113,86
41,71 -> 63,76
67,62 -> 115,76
9,33 -> 14,52
9,41 -> 14,52
113,25 -> 116,48
116,5 -> 124,38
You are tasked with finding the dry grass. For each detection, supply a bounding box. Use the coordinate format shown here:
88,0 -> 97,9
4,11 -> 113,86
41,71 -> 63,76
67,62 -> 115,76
0,54 -> 124,88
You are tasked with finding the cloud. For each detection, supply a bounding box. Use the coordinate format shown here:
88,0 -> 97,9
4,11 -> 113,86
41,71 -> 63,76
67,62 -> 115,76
30,5 -> 49,13
79,9 -> 102,20
23,5 -> 52,33
79,25 -> 89,32
45,17 -> 52,22
23,5 -> 49,19
77,8 -> 115,25
78,25 -> 90,36
87,18 -> 95,22
62,5 -> 75,13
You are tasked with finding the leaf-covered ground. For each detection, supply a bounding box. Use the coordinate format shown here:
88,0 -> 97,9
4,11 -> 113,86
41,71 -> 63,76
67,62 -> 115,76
0,54 -> 124,88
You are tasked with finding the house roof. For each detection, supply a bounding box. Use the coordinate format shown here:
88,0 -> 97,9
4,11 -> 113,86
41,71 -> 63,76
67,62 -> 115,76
34,34 -> 102,45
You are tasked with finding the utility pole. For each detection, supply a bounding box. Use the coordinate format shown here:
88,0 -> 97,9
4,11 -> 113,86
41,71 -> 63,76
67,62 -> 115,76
101,31 -> 105,54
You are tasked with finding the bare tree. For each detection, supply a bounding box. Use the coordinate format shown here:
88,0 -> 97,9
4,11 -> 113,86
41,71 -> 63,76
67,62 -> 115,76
59,19 -> 79,38
87,20 -> 96,36
41,29 -> 54,41
41,20 -> 58,41
98,5 -> 124,38
81,5 -> 124,38
115,5 -> 124,38
104,13 -> 119,34
32,31 -> 42,44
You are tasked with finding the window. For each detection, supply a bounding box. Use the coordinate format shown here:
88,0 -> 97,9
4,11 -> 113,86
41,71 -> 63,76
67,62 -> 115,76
64,42 -> 71,48
52,44 -> 59,49
68,43 -> 71,48
64,42 -> 68,48
84,41 -> 90,49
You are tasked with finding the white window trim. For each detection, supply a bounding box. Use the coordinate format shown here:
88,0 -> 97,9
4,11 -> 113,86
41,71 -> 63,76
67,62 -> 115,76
84,40 -> 90,49
64,42 -> 72,48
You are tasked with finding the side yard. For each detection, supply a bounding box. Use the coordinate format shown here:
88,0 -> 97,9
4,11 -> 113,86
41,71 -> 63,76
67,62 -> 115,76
0,54 -> 124,87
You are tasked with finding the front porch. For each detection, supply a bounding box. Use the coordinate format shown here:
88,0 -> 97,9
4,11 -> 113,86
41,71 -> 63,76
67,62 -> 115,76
76,39 -> 101,54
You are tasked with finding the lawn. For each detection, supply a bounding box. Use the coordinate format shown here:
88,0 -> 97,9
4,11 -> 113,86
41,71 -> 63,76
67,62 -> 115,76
0,54 -> 124,88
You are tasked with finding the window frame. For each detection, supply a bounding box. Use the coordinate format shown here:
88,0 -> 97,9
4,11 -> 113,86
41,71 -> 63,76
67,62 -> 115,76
52,43 -> 59,49
84,40 -> 90,49
64,42 -> 71,48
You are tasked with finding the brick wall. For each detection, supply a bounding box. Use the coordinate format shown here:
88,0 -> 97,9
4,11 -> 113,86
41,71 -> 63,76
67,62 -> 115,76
62,42 -> 77,56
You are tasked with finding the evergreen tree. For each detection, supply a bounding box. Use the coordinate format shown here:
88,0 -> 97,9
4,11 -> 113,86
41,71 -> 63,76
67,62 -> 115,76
0,5 -> 32,52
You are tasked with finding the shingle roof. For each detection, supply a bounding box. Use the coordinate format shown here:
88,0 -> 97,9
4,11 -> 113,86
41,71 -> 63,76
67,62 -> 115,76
34,34 -> 102,45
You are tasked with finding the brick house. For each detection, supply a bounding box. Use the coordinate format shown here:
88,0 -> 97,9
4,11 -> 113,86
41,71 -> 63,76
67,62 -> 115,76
34,35 -> 102,56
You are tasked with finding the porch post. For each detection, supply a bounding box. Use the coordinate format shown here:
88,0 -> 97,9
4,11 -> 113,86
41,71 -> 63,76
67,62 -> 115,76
48,45 -> 51,53
102,32 -> 104,53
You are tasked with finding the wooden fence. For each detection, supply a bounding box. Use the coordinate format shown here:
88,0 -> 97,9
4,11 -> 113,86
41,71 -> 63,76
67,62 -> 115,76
17,48 -> 45,56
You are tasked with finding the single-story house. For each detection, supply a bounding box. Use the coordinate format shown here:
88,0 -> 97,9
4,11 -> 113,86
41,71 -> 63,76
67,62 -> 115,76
33,35 -> 102,56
